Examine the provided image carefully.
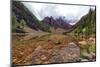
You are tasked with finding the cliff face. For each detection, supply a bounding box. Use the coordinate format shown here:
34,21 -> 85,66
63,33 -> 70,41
43,16 -> 72,30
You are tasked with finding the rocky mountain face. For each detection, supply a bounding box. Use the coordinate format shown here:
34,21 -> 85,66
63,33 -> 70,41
43,16 -> 72,30
12,1 -> 39,30
12,1 -> 51,33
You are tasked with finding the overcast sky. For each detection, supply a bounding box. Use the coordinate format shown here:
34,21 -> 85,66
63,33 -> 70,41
22,2 -> 95,21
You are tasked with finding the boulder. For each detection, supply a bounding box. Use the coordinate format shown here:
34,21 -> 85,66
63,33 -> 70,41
32,46 -> 50,64
31,42 -> 80,64
49,42 -> 80,63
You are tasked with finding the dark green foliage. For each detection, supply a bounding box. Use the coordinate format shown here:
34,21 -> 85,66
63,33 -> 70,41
12,15 -> 18,32
38,21 -> 51,32
31,13 -> 51,32
20,19 -> 26,29
74,8 -> 96,38
12,14 -> 26,33
80,43 -> 96,59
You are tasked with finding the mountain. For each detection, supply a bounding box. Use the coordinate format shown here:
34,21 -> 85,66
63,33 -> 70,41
73,8 -> 96,37
42,16 -> 72,30
12,1 -> 51,33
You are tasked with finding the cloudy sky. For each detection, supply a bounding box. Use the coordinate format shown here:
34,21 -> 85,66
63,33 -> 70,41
22,2 -> 95,21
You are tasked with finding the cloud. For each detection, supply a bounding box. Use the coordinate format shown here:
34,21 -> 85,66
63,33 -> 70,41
22,2 -> 95,21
